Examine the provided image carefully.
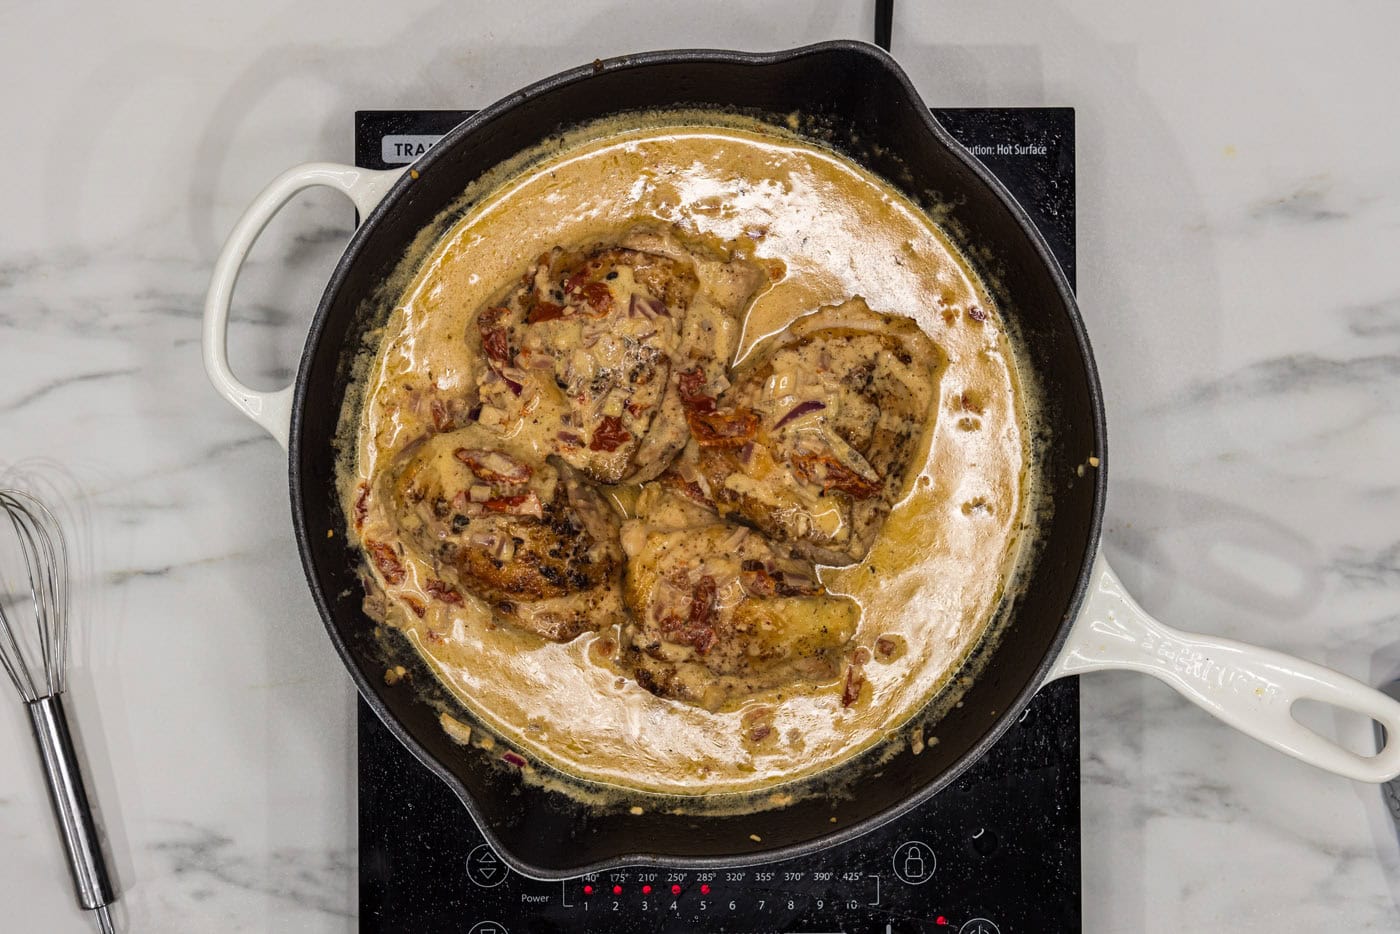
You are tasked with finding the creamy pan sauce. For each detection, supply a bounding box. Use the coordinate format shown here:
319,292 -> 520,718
346,120 -> 1029,795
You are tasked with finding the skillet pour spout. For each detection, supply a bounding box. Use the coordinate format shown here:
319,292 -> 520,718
202,41 -> 1400,879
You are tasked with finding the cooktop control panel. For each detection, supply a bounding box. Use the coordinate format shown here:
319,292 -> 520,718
356,106 -> 1080,934
360,679 -> 1076,934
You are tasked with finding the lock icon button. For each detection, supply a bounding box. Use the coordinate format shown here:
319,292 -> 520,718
891,841 -> 936,884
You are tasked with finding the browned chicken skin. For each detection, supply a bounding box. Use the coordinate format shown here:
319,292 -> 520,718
378,428 -> 625,642
674,297 -> 943,567
619,485 -> 860,710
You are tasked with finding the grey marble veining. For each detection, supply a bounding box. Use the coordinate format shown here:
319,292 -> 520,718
3,1 -> 1399,932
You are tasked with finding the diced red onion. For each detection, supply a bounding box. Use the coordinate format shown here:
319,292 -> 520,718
591,392 -> 616,419
495,535 -> 515,562
514,493 -> 545,520
775,400 -> 826,429
629,294 -> 669,319
778,570 -> 817,592
720,525 -> 748,552
652,577 -> 687,616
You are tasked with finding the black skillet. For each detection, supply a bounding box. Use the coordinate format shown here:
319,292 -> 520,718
201,40 -> 1400,878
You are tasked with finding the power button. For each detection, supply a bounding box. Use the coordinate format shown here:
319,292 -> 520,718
959,920 -> 1000,934
891,840 -> 936,884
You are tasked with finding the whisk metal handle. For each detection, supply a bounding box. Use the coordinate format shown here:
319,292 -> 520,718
27,693 -> 116,913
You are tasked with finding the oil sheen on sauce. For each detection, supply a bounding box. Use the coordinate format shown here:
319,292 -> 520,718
349,122 -> 1028,796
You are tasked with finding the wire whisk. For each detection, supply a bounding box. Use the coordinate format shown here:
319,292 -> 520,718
1,489 -> 118,934
0,489 -> 69,700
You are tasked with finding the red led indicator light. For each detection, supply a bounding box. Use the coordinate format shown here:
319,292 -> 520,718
935,917 -> 949,926
671,884 -> 682,895
642,884 -> 652,894
583,884 -> 593,895
700,883 -> 711,895
612,885 -> 623,895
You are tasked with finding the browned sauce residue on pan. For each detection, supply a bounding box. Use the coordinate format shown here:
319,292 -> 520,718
343,118 -> 1031,796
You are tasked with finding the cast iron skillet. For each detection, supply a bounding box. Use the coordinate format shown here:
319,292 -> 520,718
202,41 -> 1400,879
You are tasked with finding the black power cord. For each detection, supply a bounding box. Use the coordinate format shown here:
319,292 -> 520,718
874,0 -> 894,51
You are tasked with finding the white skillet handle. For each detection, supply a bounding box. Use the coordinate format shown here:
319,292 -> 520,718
201,162 -> 406,450
1049,554 -> 1400,782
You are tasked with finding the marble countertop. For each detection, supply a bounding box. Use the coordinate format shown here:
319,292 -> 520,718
3,1 -> 1398,931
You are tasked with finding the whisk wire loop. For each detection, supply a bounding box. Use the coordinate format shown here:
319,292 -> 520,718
0,489 -> 70,702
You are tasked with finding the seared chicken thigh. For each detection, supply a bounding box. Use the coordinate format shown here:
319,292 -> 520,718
620,485 -> 859,710
370,427 -> 625,641
675,298 -> 942,566
474,227 -> 766,484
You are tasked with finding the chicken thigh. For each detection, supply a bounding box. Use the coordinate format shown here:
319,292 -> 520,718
473,226 -> 766,484
620,484 -> 860,710
675,297 -> 942,566
369,427 -> 625,642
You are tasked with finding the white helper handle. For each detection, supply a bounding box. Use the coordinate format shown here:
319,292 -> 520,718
202,162 -> 406,450
1049,553 -> 1400,782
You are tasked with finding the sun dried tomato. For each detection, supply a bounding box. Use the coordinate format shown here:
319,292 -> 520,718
661,472 -> 710,506
661,576 -> 718,654
480,328 -> 511,366
481,492 -> 544,518
525,300 -> 565,324
453,449 -> 533,484
478,305 -> 509,328
841,662 -> 866,707
687,407 -> 758,448
741,564 -> 778,598
589,415 -> 632,452
564,271 -> 589,295
677,368 -> 715,412
425,578 -> 463,605
578,281 -> 613,316
365,540 -> 405,585
792,452 -> 882,499
430,398 -> 455,432
353,483 -> 370,530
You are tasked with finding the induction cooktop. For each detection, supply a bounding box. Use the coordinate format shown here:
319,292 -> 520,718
353,104 -> 1079,934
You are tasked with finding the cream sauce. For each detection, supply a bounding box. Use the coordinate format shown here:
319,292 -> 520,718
347,121 -> 1028,795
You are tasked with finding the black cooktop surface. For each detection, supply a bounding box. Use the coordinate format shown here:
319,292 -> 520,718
355,105 -> 1079,934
